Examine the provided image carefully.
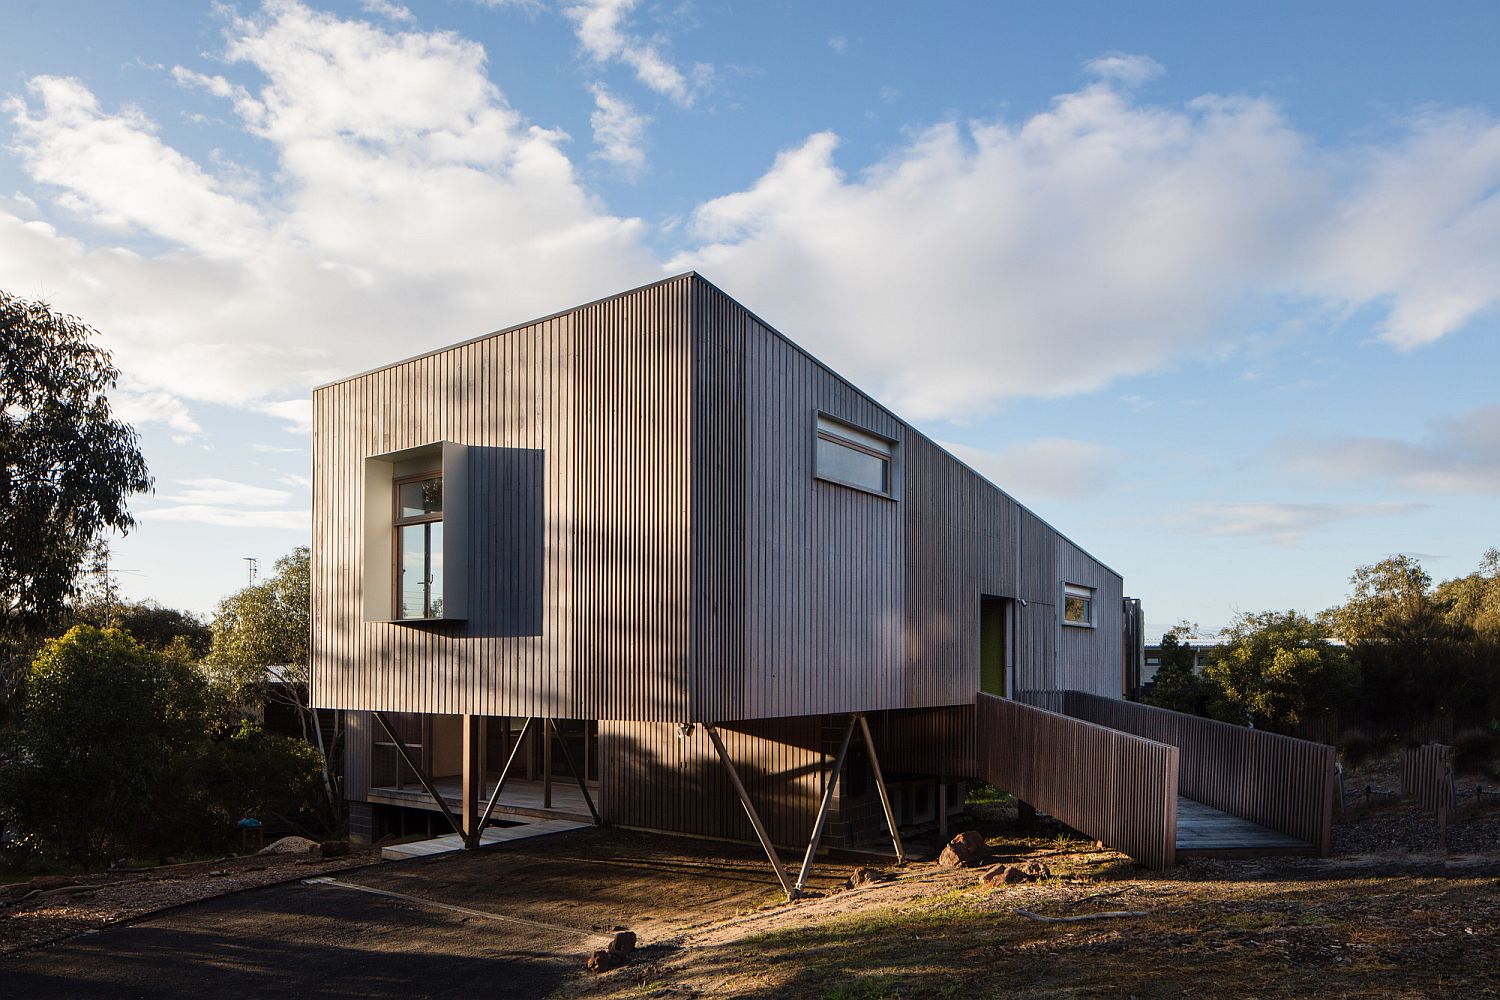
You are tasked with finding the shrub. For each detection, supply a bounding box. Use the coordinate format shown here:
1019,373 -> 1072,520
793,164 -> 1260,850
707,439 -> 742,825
1452,726 -> 1500,775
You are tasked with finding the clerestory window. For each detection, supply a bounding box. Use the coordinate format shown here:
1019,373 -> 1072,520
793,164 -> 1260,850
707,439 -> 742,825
815,413 -> 896,497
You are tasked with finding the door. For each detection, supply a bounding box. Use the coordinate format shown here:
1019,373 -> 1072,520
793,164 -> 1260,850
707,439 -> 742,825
980,596 -> 1010,696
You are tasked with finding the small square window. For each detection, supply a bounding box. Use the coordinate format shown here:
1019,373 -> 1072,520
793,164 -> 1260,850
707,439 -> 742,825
1063,583 -> 1095,627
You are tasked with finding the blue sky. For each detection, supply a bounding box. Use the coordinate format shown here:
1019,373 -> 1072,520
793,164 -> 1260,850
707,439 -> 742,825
2,1 -> 1497,635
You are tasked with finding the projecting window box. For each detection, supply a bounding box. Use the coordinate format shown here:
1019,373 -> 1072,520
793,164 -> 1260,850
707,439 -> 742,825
362,441 -> 469,625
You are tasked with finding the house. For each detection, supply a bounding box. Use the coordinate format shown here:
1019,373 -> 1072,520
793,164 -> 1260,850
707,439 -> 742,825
310,274 -> 1331,883
1140,634 -> 1220,691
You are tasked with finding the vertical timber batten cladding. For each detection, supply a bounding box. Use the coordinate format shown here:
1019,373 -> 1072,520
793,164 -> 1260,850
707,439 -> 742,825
313,273 -> 1125,721
314,273 -> 1127,848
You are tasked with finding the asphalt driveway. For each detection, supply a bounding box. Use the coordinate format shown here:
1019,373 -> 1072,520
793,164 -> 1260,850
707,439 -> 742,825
1,827 -> 843,1000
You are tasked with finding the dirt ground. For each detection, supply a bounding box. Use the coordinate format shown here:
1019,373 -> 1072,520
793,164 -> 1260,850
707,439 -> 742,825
4,777 -> 1498,999
0,827 -> 846,999
573,805 -> 1500,1000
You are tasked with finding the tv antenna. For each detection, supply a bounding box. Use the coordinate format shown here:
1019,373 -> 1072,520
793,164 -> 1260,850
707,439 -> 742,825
244,557 -> 259,585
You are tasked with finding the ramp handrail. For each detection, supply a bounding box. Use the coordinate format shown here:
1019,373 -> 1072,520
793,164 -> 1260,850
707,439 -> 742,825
1023,691 -> 1336,855
976,693 -> 1178,871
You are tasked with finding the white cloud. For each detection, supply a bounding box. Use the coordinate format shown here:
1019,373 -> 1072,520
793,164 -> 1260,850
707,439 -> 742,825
361,0 -> 414,22
142,475 -> 307,530
674,80 -> 1500,420
942,438 -> 1121,501
279,473 -> 312,488
6,29 -> 1500,445
1085,53 -> 1164,86
589,84 -> 649,178
4,75 -> 266,256
165,477 -> 292,507
0,1 -> 657,421
829,35 -> 848,55
108,385 -> 203,438
1286,404 -> 1500,494
563,0 -> 704,107
1188,501 -> 1427,546
138,504 -> 309,530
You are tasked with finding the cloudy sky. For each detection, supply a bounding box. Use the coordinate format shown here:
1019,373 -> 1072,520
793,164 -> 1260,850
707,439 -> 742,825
3,0 -> 1497,633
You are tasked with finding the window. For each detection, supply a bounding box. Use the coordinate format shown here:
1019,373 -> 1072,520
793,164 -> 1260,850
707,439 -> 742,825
1063,583 -> 1095,627
363,441 -> 467,623
815,414 -> 895,496
395,473 -> 443,619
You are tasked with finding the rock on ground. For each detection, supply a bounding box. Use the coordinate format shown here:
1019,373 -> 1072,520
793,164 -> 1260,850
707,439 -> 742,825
258,836 -> 319,856
939,830 -> 990,868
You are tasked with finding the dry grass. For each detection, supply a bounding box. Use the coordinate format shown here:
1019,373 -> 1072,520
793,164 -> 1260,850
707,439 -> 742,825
577,825 -> 1500,1000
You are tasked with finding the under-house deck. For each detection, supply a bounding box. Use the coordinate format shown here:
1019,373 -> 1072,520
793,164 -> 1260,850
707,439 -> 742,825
368,777 -> 598,826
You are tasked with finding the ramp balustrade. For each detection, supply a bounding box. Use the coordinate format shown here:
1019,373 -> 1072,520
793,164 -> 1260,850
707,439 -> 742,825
1021,691 -> 1335,855
976,692 -> 1179,871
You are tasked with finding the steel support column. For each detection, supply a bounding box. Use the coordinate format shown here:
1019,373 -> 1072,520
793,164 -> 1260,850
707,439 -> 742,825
475,716 -> 534,833
703,723 -> 798,901
373,711 -> 464,841
856,714 -> 906,865
461,714 -> 486,848
795,715 -> 857,893
547,719 -> 601,825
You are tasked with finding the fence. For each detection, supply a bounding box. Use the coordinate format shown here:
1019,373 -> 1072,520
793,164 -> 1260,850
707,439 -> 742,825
1400,744 -> 1455,815
976,692 -> 1179,871
1021,691 -> 1336,855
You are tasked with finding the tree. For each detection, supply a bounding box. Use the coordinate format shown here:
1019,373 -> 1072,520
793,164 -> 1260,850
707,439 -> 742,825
1327,552 -> 1492,735
1324,554 -> 1433,646
1434,547 -> 1500,641
70,596 -> 213,661
1144,622 -> 1217,717
1205,610 -> 1358,734
1,291 -> 151,706
205,547 -> 337,809
0,626 -> 209,868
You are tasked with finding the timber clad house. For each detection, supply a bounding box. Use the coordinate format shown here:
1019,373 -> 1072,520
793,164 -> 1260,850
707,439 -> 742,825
312,274 -> 1336,885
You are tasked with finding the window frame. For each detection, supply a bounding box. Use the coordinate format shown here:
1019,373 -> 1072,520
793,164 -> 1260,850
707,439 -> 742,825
393,471 -> 444,621
1062,583 -> 1096,629
813,411 -> 899,499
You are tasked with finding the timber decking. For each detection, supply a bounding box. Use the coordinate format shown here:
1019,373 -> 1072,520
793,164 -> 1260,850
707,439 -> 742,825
1175,797 -> 1312,857
380,819 -> 589,860
368,777 -> 598,825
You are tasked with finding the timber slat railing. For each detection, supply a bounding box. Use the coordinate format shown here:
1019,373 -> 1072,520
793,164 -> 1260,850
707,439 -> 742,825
1401,744 -> 1455,815
1024,691 -> 1336,855
976,692 -> 1179,871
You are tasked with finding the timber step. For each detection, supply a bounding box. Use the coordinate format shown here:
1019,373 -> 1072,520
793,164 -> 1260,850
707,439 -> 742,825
380,819 -> 590,861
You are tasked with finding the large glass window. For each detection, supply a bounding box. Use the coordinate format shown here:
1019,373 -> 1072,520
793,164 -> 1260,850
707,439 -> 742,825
395,474 -> 443,619
815,414 -> 895,496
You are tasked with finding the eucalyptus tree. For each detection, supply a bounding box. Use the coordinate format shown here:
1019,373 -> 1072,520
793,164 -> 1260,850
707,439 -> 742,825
1,291 -> 151,709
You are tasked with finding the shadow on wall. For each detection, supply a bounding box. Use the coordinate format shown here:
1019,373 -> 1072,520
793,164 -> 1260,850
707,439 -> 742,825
599,720 -> 828,849
468,446 -> 544,638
